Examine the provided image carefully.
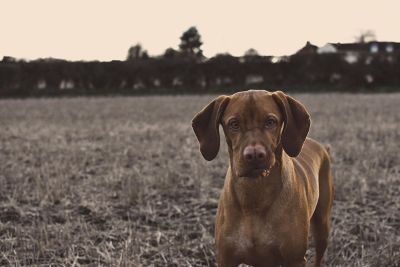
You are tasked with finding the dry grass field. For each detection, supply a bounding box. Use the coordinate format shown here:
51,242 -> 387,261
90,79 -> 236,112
0,93 -> 399,267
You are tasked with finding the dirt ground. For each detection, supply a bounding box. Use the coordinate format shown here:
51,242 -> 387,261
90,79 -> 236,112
0,93 -> 399,266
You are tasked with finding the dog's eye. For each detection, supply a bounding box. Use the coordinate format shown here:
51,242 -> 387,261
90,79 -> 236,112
265,117 -> 277,129
228,119 -> 240,130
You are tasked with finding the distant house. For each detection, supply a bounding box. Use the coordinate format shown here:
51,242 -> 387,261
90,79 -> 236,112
318,41 -> 400,54
59,79 -> 74,90
315,41 -> 400,64
317,43 -> 338,54
296,41 -> 318,54
245,74 -> 264,85
37,79 -> 47,90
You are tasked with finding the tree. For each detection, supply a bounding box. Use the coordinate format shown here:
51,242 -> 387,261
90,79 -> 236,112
354,30 -> 376,43
210,53 -> 237,62
163,47 -> 180,59
127,43 -> 149,61
244,48 -> 259,57
179,26 -> 203,58
243,48 -> 266,63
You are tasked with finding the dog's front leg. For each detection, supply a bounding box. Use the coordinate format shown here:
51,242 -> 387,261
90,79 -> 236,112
286,257 -> 307,267
217,255 -> 239,267
216,247 -> 240,267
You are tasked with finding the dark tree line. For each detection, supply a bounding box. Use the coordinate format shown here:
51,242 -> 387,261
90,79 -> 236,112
1,27 -> 400,97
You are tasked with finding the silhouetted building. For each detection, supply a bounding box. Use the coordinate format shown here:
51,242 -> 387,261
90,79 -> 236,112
318,41 -> 400,54
316,41 -> 400,64
296,41 -> 318,54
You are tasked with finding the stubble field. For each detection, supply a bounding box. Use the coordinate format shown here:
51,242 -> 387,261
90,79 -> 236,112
0,93 -> 399,266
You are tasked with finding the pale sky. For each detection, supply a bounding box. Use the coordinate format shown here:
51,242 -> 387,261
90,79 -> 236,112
1,0 -> 399,61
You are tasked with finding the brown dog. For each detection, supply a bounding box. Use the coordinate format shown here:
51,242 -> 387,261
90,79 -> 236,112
192,90 -> 334,267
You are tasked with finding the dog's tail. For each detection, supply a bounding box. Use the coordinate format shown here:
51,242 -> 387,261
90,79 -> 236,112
324,144 -> 331,156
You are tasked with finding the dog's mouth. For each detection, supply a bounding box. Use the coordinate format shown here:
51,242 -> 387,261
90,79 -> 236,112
237,164 -> 273,178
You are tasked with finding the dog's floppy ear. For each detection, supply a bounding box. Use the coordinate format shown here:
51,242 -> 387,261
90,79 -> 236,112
272,91 -> 310,157
192,96 -> 230,161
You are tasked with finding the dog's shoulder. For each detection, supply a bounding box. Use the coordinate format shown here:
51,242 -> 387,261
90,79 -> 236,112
298,138 -> 331,164
304,138 -> 330,154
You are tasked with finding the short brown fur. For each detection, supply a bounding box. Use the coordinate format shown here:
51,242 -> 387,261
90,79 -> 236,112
192,90 -> 334,267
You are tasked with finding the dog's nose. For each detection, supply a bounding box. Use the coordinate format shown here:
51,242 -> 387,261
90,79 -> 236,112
243,145 -> 266,162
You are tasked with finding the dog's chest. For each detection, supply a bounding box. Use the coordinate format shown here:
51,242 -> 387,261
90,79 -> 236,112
227,218 -> 280,261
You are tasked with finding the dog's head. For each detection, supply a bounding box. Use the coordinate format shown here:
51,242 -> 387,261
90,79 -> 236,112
192,90 -> 310,178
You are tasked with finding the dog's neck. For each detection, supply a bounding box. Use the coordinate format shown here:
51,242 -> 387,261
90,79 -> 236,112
227,150 -> 295,214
